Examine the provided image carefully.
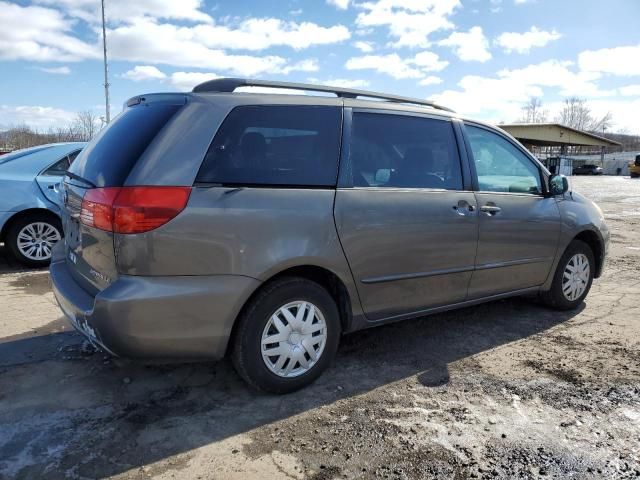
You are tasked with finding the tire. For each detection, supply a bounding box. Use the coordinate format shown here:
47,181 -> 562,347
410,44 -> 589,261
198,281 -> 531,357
631,173 -> 639,178
6,213 -> 62,267
541,239 -> 595,310
231,277 -> 341,394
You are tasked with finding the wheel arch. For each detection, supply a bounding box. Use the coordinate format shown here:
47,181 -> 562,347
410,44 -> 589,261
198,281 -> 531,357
0,208 -> 61,242
573,229 -> 604,278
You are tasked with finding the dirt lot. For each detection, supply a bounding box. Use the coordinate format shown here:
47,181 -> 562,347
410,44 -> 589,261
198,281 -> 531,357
1,176 -> 639,480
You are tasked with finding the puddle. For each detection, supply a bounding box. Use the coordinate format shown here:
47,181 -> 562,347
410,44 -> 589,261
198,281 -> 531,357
7,272 -> 51,296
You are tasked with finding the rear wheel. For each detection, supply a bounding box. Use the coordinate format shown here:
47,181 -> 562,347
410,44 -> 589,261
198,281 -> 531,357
6,213 -> 62,267
541,239 -> 595,310
231,277 -> 341,393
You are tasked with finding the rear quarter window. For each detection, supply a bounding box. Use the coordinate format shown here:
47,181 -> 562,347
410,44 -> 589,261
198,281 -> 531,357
196,105 -> 342,187
68,103 -> 181,187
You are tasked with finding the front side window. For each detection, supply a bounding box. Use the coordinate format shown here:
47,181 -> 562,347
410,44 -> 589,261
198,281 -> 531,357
466,125 -> 542,195
197,105 -> 342,186
348,113 -> 463,190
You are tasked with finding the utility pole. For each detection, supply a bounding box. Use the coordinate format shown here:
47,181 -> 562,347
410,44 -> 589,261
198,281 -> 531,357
101,0 -> 110,124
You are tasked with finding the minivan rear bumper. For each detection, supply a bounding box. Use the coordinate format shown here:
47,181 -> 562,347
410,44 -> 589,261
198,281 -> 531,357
50,254 -> 261,360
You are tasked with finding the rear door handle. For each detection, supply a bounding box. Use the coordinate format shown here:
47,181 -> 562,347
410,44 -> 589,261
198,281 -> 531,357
480,205 -> 501,215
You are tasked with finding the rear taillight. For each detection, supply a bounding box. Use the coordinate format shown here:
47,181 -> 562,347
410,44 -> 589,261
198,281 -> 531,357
80,186 -> 191,234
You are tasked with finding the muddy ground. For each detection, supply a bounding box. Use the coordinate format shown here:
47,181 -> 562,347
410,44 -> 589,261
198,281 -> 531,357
0,175 -> 639,479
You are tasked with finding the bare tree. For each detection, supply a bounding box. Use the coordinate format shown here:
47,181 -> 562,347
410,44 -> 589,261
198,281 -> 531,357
555,97 -> 612,132
74,110 -> 100,141
0,110 -> 100,150
519,97 -> 548,123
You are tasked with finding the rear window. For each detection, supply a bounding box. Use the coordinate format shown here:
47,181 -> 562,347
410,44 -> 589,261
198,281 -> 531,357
196,105 -> 342,187
68,103 -> 181,187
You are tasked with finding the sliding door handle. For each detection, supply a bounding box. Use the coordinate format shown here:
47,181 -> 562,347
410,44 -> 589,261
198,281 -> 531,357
480,205 -> 501,215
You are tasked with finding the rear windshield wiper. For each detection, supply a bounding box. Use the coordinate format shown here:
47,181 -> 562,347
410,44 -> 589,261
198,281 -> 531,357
65,171 -> 97,188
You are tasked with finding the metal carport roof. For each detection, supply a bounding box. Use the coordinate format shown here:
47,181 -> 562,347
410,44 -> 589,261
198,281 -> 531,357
498,123 -> 621,148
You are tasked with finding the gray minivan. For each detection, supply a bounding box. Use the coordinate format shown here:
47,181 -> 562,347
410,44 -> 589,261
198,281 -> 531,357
50,79 -> 609,393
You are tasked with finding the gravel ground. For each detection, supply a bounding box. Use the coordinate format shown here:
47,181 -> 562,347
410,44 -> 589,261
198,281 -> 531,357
0,175 -> 639,479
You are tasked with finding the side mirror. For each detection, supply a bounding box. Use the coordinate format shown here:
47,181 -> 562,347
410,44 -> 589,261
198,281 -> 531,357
549,174 -> 569,196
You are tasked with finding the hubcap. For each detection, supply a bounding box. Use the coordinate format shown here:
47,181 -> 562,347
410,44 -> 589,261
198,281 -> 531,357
561,253 -> 590,301
16,222 -> 61,261
261,301 -> 327,378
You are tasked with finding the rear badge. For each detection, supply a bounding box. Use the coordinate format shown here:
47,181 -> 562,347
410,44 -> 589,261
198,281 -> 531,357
90,268 -> 111,285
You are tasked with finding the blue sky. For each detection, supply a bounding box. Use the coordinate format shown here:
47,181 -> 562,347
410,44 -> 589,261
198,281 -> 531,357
1,0 -> 639,133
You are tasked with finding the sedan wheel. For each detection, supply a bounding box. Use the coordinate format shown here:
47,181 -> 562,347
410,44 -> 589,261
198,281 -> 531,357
17,222 -> 61,262
7,214 -> 62,267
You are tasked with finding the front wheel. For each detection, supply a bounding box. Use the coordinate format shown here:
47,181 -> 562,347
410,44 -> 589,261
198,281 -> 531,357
231,277 -> 341,393
541,239 -> 595,310
6,213 -> 62,267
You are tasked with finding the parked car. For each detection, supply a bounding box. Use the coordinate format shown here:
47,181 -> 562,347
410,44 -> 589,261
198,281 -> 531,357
629,155 -> 640,178
50,79 -> 609,393
573,164 -> 604,175
0,142 -> 85,266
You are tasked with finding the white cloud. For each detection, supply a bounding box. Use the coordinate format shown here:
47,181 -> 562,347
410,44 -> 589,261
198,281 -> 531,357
619,85 -> 640,97
345,51 -> 448,80
412,51 -> 449,71
119,67 -> 217,91
432,60 -> 614,124
419,76 -> 443,86
355,0 -> 460,48
581,98 -> 640,133
578,44 -> 640,76
307,77 -> 370,89
284,59 -> 319,74
187,18 -> 350,51
121,65 -> 167,82
0,1 -> 99,62
353,41 -> 374,53
35,0 -> 213,24
37,66 -> 72,75
106,21 -> 320,76
495,26 -> 561,54
346,54 -> 422,79
1,2 -> 348,76
438,26 -> 491,62
0,105 -> 76,129
327,0 -> 350,9
169,72 -> 219,91
514,0 -> 534,4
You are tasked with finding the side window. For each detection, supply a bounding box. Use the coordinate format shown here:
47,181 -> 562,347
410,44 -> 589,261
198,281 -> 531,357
349,113 -> 463,190
44,158 -> 69,175
67,150 -> 80,164
466,125 -> 542,195
197,105 -> 342,186
42,151 -> 79,176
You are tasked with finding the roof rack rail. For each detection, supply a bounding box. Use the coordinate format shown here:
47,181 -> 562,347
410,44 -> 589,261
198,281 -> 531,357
192,77 -> 454,113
